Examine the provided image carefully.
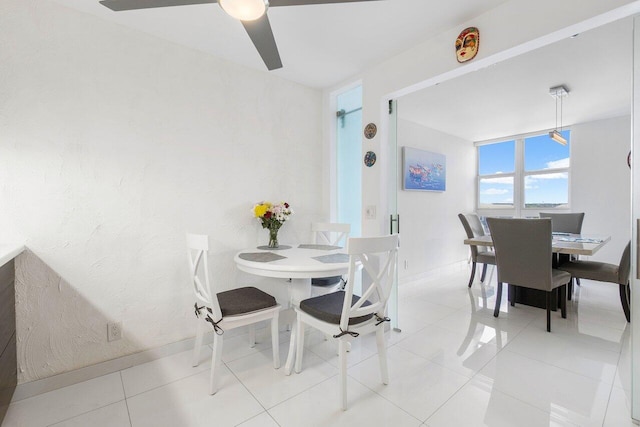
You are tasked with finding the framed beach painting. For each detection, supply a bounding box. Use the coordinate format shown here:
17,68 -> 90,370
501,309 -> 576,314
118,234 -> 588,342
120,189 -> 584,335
402,147 -> 446,191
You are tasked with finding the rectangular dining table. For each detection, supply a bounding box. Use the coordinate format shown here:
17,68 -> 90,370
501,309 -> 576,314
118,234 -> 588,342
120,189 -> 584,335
463,233 -> 611,309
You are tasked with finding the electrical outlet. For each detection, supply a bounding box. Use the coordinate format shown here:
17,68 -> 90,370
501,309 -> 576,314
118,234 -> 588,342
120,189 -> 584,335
108,322 -> 122,342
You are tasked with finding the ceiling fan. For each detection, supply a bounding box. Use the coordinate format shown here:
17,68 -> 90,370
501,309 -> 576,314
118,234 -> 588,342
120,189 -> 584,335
99,0 -> 383,70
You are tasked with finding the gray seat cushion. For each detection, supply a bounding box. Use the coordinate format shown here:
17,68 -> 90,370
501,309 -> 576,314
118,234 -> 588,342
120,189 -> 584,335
476,251 -> 496,265
312,275 -> 342,287
216,286 -> 277,317
551,269 -> 572,287
300,291 -> 373,325
558,261 -> 619,284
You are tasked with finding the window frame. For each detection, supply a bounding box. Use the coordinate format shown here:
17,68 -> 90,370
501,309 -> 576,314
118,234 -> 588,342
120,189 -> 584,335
476,128 -> 571,218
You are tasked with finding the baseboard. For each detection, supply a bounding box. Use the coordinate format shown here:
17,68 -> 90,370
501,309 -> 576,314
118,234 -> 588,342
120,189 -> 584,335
399,260 -> 468,287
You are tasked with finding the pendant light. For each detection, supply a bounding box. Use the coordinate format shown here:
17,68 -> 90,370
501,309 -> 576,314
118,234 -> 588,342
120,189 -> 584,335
549,85 -> 569,145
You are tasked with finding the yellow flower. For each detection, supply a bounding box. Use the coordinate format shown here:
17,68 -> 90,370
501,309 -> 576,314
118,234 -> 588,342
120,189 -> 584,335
253,203 -> 269,218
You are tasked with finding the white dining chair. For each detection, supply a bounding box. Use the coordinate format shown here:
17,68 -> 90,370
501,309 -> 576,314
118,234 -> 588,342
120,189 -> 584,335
187,233 -> 281,394
285,234 -> 399,409
310,222 -> 351,295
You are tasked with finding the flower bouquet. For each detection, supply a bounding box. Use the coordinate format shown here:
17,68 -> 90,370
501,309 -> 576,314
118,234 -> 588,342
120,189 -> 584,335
252,201 -> 294,248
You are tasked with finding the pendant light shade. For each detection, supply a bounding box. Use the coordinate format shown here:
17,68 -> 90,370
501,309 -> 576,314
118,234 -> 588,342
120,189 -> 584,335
219,0 -> 268,21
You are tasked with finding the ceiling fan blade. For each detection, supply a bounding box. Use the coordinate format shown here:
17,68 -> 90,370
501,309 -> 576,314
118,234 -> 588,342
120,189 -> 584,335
99,0 -> 216,12
269,0 -> 382,6
241,15 -> 283,71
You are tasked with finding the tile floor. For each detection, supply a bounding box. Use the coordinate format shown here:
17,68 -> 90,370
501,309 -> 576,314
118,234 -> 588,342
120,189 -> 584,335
2,268 -> 634,426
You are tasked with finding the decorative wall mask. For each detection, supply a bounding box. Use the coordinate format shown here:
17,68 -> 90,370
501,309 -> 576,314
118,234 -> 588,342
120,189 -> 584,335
364,151 -> 377,167
456,27 -> 480,63
364,123 -> 377,139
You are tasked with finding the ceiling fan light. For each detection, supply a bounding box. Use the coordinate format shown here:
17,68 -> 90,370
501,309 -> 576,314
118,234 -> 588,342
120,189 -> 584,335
549,130 -> 567,145
219,0 -> 268,21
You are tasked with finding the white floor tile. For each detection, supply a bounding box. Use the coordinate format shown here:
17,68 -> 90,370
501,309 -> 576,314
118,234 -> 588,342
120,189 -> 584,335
226,343 -> 336,409
236,412 -> 280,427
268,375 -> 421,427
348,346 -> 469,421
3,373 -> 124,427
504,323 -> 620,384
477,350 -> 612,426
48,401 -> 131,427
426,378 -> 580,427
126,367 -> 263,427
603,386 -> 635,426
121,346 -> 212,398
302,329 -> 381,369
396,324 -> 499,377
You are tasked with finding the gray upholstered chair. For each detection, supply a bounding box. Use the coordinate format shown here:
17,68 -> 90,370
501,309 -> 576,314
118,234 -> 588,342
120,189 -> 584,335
557,241 -> 631,322
539,212 -> 585,234
486,218 -> 571,332
539,212 -> 586,293
458,213 -> 496,287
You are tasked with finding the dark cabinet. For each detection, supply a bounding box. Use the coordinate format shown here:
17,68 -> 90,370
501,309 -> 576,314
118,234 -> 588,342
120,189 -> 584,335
0,260 -> 15,424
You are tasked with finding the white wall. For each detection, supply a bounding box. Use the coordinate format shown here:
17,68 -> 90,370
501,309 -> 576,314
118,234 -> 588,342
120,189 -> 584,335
396,119 -> 475,281
572,115 -> 631,264
0,0 -> 323,383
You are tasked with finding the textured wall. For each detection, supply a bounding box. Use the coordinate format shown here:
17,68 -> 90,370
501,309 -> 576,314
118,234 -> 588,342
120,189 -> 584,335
0,0 -> 323,383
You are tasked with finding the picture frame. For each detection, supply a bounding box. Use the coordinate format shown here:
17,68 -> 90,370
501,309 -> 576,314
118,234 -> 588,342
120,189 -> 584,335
402,147 -> 446,191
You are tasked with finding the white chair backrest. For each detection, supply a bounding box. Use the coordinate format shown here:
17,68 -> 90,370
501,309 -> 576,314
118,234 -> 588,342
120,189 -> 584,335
186,233 -> 222,320
340,235 -> 399,331
312,222 -> 351,246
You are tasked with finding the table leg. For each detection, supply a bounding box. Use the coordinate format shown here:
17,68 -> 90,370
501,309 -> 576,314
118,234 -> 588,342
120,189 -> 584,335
283,278 -> 311,374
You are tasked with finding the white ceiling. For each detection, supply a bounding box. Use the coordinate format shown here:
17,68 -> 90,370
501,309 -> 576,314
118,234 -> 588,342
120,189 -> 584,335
398,17 -> 633,142
50,0 -> 510,88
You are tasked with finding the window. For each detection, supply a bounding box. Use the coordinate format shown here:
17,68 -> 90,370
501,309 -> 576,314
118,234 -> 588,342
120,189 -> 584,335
477,130 -> 570,215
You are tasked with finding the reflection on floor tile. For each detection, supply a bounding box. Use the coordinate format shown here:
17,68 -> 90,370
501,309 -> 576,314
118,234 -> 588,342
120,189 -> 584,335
3,269 -> 633,427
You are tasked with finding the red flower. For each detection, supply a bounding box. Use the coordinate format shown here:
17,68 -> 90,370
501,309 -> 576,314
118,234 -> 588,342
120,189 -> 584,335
264,211 -> 272,219
284,203 -> 289,208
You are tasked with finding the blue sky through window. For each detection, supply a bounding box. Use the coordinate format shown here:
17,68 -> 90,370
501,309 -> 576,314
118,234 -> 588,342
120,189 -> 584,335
479,131 -> 570,208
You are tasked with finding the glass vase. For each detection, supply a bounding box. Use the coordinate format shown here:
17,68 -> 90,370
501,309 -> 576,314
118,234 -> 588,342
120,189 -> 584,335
268,227 -> 279,249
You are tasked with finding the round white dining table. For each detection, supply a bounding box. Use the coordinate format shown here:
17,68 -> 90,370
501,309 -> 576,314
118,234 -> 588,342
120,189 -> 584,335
234,243 -> 352,373
234,243 -> 350,305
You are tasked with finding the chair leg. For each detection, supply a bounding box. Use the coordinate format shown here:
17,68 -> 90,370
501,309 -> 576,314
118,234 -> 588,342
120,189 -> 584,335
248,324 -> 256,348
338,338 -> 348,410
468,262 -> 477,287
193,317 -> 205,367
546,292 -> 551,332
576,278 -> 581,287
494,281 -> 503,317
376,327 -> 389,385
567,278 -> 573,301
560,284 -> 567,319
294,316 -> 305,374
210,332 -> 224,395
620,283 -> 631,323
271,313 -> 280,369
508,284 -> 515,307
480,264 -> 488,282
